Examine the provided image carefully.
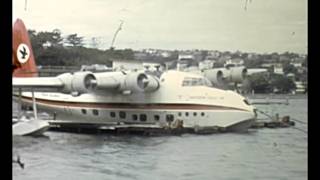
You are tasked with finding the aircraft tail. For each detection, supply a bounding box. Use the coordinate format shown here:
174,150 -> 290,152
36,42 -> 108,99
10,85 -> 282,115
12,18 -> 38,77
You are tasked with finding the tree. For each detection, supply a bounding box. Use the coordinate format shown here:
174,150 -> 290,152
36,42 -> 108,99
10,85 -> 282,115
270,74 -> 296,93
247,73 -> 271,93
51,29 -> 64,47
66,33 -> 84,47
283,63 -> 298,75
244,59 -> 262,68
302,55 -> 308,67
36,30 -> 63,48
200,50 -> 208,60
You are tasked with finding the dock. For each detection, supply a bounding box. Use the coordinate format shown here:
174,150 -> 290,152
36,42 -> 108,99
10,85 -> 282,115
47,116 -> 295,135
249,97 -> 289,105
251,116 -> 295,129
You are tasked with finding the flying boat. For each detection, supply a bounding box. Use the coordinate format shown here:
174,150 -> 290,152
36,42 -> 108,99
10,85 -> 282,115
12,19 -> 257,133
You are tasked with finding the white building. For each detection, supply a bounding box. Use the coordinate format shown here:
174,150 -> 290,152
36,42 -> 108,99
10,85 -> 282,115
199,60 -> 215,70
274,65 -> 284,74
224,59 -> 244,67
112,59 -> 143,71
291,62 -> 302,68
177,54 -> 194,71
142,62 -> 165,72
295,81 -> 306,94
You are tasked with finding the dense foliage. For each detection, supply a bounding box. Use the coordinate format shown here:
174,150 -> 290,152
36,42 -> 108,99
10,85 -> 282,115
27,29 -> 306,94
28,29 -> 134,67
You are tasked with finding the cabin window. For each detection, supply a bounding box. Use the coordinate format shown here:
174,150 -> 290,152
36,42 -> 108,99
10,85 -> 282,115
178,112 -> 182,116
201,112 -> 205,116
110,112 -> 116,118
185,112 -> 189,117
119,111 -> 126,119
193,112 -> 197,116
182,77 -> 212,87
154,115 -> 160,121
182,77 -> 209,87
132,114 -> 138,121
93,109 -> 99,116
81,109 -> 87,114
140,114 -> 147,122
166,114 -> 174,123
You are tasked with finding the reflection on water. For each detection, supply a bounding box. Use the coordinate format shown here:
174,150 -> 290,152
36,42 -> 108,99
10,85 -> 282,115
13,97 -> 307,180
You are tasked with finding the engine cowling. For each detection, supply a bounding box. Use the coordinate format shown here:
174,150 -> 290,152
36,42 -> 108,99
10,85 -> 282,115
119,72 -> 159,93
91,72 -> 159,93
143,74 -> 160,92
57,72 -> 96,95
226,66 -> 247,83
203,68 -> 225,85
203,67 -> 247,85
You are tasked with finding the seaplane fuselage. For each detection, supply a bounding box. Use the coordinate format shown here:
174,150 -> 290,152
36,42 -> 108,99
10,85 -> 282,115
16,71 -> 256,131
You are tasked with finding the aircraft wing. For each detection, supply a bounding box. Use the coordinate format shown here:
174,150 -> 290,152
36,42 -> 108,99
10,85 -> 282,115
13,77 -> 64,92
12,18 -> 160,95
13,71 -> 160,94
247,68 -> 268,75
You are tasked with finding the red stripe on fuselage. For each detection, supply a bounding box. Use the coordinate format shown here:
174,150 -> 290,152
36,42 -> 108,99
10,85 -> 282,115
17,95 -> 249,112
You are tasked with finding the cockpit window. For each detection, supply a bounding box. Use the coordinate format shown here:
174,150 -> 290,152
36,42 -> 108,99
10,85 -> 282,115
182,77 -> 212,87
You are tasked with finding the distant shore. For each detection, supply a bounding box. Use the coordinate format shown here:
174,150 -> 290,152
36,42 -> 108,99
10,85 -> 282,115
245,93 -> 307,99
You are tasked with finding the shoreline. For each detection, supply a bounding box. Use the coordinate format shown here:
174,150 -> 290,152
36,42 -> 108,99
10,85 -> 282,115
244,93 -> 308,99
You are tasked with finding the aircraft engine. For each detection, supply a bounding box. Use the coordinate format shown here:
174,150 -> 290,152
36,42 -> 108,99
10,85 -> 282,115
203,69 -> 225,85
87,72 -> 159,93
203,66 -> 248,85
226,66 -> 248,83
119,72 -> 159,93
57,72 -> 97,95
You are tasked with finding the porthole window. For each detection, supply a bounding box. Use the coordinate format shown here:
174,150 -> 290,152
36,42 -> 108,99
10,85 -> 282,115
132,114 -> 138,121
119,111 -> 126,119
154,115 -> 160,121
185,112 -> 189,117
110,112 -> 116,118
140,114 -> 147,121
201,112 -> 205,116
81,109 -> 87,114
93,109 -> 99,116
193,112 -> 197,116
178,112 -> 182,116
166,114 -> 174,123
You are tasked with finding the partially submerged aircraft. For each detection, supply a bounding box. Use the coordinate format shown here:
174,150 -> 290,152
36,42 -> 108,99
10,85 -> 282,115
12,19 -> 257,133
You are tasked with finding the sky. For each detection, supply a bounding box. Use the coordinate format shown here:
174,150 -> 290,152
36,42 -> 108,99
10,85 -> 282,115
13,0 -> 307,54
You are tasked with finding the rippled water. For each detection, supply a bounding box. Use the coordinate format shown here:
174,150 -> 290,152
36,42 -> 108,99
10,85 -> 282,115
13,96 -> 308,180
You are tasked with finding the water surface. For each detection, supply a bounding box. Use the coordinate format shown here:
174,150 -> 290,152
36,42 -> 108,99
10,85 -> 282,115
13,96 -> 308,180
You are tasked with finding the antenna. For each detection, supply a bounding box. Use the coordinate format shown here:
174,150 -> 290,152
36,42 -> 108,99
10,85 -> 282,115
110,20 -> 124,50
244,0 -> 252,11
24,0 -> 28,11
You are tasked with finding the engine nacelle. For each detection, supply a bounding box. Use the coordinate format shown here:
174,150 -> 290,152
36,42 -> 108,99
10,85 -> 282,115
203,68 -> 225,85
92,72 -> 159,93
203,67 -> 247,85
119,72 -> 159,93
93,72 -> 120,90
225,66 -> 247,83
57,72 -> 96,95
143,74 -> 160,92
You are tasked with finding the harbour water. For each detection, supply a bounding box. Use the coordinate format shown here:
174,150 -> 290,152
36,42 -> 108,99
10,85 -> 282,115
12,95 -> 308,180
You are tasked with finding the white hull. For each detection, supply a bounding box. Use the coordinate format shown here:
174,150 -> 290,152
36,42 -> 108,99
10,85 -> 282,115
13,71 -> 257,133
17,96 -> 256,132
